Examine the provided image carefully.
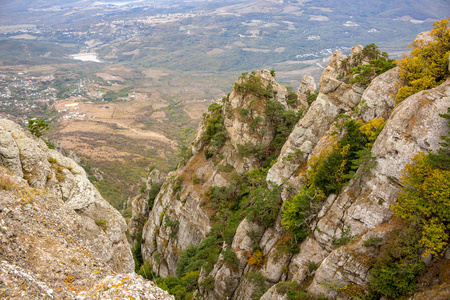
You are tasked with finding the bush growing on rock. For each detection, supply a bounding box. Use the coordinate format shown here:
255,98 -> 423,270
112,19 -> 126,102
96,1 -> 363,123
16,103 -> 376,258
369,228 -> 425,298
349,44 -> 396,86
396,18 -> 450,103
282,118 -> 382,243
392,152 -> 450,256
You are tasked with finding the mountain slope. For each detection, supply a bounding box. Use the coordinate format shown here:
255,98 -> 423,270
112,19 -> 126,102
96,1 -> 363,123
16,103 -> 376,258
134,28 -> 450,300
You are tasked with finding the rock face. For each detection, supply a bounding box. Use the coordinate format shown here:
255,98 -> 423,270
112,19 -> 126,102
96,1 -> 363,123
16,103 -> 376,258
0,159 -> 172,299
296,75 -> 317,108
138,37 -> 450,300
0,118 -> 134,273
128,168 -> 163,246
76,273 -> 174,300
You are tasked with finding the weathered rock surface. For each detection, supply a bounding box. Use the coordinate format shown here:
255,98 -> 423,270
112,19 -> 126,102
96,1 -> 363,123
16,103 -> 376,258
0,165 -> 171,300
296,75 -> 317,108
357,67 -> 401,121
0,118 -> 133,273
76,273 -> 174,300
267,47 -> 369,187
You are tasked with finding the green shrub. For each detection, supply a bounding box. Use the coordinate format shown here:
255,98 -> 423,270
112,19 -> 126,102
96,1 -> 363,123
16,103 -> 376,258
364,237 -> 383,247
307,92 -> 318,106
132,232 -> 144,272
199,276 -> 215,291
244,185 -> 282,228
239,108 -> 250,116
247,272 -> 268,300
138,260 -> 156,280
234,73 -> 274,98
181,270 -> 199,292
249,116 -> 263,132
148,182 -> 161,208
333,225 -> 355,248
222,247 -> 239,270
429,107 -> 450,170
369,228 -> 425,298
287,290 -> 314,300
308,120 -> 368,196
307,261 -> 319,273
204,148 -> 214,159
349,44 -> 395,86
202,103 -> 227,152
286,92 -> 298,107
28,119 -> 49,138
172,177 -> 182,192
276,281 -> 298,294
281,188 -> 312,242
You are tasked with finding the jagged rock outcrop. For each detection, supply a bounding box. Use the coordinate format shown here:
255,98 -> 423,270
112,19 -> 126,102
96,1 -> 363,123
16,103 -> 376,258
0,118 -> 134,273
0,160 -> 172,299
141,69 -> 292,280
267,47 -> 366,187
296,75 -> 317,108
356,67 -> 400,121
138,34 -> 450,300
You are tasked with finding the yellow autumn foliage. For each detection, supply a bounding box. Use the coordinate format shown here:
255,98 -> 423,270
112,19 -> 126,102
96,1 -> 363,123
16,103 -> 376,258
359,118 -> 387,147
392,152 -> 450,256
395,18 -> 450,104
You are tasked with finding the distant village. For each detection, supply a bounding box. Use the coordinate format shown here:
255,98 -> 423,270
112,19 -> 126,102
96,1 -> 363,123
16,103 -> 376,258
0,72 -> 121,124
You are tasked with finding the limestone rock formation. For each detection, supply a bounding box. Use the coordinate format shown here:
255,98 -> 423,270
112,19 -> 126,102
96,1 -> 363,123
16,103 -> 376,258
0,118 -> 133,273
296,75 -> 317,108
140,69 -> 294,279
136,33 -> 450,300
0,162 -> 172,299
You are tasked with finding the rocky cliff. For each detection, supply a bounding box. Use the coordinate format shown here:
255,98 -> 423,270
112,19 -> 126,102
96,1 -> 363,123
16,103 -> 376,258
135,29 -> 450,300
0,120 -> 173,299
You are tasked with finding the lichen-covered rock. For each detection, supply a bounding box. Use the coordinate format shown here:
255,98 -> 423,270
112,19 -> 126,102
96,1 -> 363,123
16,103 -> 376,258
0,118 -> 133,273
76,273 -> 174,300
0,167 -> 118,299
357,67 -> 401,121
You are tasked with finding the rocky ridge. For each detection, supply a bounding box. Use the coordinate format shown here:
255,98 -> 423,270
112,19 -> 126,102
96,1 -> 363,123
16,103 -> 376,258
135,35 -> 450,300
0,121 -> 173,299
